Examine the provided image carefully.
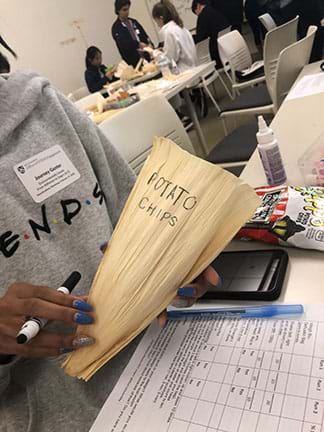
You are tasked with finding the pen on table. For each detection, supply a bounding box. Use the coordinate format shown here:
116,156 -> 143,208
167,304 -> 304,320
16,271 -> 82,344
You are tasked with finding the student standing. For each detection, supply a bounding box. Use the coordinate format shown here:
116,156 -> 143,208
245,0 -> 268,48
112,0 -> 152,67
152,0 -> 198,73
192,0 -> 229,69
84,46 -> 115,93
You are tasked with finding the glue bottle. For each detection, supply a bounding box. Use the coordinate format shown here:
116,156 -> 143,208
256,116 -> 287,185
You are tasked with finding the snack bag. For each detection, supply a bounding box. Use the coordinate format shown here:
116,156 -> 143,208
238,185 -> 324,251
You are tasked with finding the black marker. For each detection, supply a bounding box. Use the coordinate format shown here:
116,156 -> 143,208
16,272 -> 81,344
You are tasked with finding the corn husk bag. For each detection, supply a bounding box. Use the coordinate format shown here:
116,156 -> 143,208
63,138 -> 260,380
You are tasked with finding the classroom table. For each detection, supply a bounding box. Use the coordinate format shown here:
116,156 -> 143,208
225,60 -> 324,304
127,69 -> 161,86
84,62 -> 215,155
127,62 -> 216,155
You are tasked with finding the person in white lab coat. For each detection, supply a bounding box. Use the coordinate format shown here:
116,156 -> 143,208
152,0 -> 198,73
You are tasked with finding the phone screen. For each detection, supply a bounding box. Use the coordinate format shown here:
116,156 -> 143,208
209,251 -> 277,293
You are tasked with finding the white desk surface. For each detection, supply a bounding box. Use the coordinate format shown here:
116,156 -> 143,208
127,69 -> 161,86
129,62 -> 215,100
226,61 -> 324,305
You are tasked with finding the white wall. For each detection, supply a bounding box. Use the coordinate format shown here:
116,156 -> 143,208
131,0 -> 160,45
0,0 -> 157,94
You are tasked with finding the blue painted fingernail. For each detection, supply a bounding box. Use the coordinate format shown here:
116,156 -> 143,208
177,287 -> 196,297
60,348 -> 75,354
217,277 -> 223,289
73,299 -> 93,312
74,313 -> 94,325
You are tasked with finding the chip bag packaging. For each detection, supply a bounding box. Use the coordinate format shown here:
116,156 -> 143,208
237,185 -> 324,251
63,137 -> 260,380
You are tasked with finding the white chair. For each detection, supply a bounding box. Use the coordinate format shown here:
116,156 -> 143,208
258,13 -> 277,32
273,25 -> 317,110
195,38 -> 233,112
99,96 -> 196,174
218,30 -> 265,96
70,86 -> 89,101
264,16 -> 299,104
218,26 -> 232,38
220,25 -> 317,129
74,92 -> 105,112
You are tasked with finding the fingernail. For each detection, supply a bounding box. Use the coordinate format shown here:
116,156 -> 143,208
73,299 -> 93,312
74,313 -> 94,325
171,298 -> 190,308
177,287 -> 196,297
217,277 -> 223,289
72,335 -> 95,347
60,348 -> 75,354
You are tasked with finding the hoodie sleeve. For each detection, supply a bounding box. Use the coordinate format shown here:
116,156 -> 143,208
56,92 -> 136,227
0,355 -> 19,396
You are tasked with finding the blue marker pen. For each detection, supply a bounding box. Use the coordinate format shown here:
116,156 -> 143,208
167,304 -> 304,320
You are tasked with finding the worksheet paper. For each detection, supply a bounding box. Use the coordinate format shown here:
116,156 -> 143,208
90,305 -> 324,432
286,72 -> 324,101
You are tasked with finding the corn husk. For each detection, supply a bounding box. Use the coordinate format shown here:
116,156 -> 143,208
142,62 -> 159,74
115,60 -> 143,80
63,137 -> 260,380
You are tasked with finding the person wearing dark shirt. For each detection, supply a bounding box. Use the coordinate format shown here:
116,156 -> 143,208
295,0 -> 324,61
266,0 -> 324,61
112,0 -> 151,67
84,46 -> 115,94
192,0 -> 229,68
245,0 -> 268,47
210,0 -> 244,33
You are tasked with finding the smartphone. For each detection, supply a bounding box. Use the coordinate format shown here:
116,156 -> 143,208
202,249 -> 288,301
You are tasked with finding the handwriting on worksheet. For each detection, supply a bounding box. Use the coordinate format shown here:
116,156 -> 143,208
90,307 -> 324,432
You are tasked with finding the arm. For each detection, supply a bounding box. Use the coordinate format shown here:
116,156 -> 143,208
194,15 -> 209,43
163,32 -> 181,65
85,70 -> 108,93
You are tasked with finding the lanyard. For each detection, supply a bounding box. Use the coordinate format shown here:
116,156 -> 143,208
122,20 -> 139,43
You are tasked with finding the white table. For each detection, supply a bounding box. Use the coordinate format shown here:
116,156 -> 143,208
225,61 -> 324,304
129,62 -> 216,155
127,69 -> 161,86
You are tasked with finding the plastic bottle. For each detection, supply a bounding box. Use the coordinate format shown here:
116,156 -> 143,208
256,116 -> 287,185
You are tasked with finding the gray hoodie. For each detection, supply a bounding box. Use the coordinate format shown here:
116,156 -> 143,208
0,71 -> 138,431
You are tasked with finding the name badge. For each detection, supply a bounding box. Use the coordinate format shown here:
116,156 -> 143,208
14,145 -> 80,203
